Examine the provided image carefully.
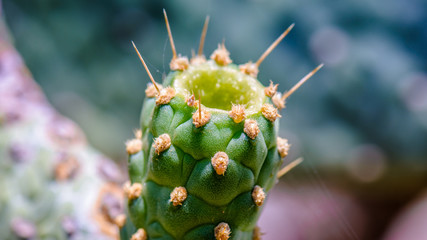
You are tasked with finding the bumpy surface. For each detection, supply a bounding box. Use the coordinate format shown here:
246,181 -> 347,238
122,57 -> 287,239
119,12 -> 301,239
0,19 -> 124,239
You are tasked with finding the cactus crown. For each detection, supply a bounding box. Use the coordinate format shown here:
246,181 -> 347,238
172,61 -> 265,114
120,10 -> 324,240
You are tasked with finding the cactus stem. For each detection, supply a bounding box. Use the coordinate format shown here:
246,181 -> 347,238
210,43 -> 232,66
244,119 -> 260,139
252,185 -> 266,206
169,186 -> 188,206
214,222 -> 231,240
277,157 -> 303,179
261,103 -> 281,122
126,138 -> 142,155
211,152 -> 229,175
123,181 -> 143,200
131,228 -> 148,240
163,9 -> 177,60
229,104 -> 246,123
153,133 -> 171,155
264,80 -> 278,97
198,15 -> 210,56
131,41 -> 160,94
280,63 -> 324,102
113,214 -> 126,228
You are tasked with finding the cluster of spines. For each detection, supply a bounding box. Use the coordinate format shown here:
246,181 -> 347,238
123,9 -> 323,240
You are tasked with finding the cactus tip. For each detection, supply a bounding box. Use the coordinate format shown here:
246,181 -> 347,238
239,62 -> 259,77
123,181 -> 143,200
114,214 -> 126,228
126,138 -> 142,155
153,133 -> 171,155
134,129 -> 142,139
264,80 -> 279,97
253,226 -> 263,240
229,104 -> 246,123
170,186 -> 188,206
244,119 -> 260,140
131,228 -> 147,240
211,152 -> 229,175
261,103 -> 281,122
272,93 -> 285,110
214,222 -> 231,240
155,87 -> 176,105
185,94 -> 199,107
210,43 -> 232,66
277,137 -> 290,158
252,185 -> 266,207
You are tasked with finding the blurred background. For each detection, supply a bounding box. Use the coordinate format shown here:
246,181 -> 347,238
2,0 -> 427,239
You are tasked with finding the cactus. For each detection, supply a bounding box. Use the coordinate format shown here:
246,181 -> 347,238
121,11 -> 322,240
0,17 -> 125,240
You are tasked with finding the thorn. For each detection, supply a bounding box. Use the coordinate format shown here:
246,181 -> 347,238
131,41 -> 160,94
163,9 -> 177,59
198,15 -> 210,56
255,23 -> 294,67
281,63 -> 324,101
277,157 -> 303,179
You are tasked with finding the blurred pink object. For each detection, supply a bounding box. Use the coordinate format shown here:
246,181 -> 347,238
383,190 -> 427,240
259,184 -> 366,240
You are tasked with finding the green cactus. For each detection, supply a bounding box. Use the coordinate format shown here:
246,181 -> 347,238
0,18 -> 125,239
121,11 -> 321,240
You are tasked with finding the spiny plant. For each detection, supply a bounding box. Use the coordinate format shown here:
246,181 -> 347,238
0,19 -> 125,239
120,10 -> 322,240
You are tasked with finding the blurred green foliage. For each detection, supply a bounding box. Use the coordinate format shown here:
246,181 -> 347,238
3,0 -> 427,176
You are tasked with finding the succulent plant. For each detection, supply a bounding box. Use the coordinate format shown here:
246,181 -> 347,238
0,18 -> 125,240
120,11 -> 322,240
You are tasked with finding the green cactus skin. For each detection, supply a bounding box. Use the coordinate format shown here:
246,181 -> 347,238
122,43 -> 290,239
118,12 -> 316,240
